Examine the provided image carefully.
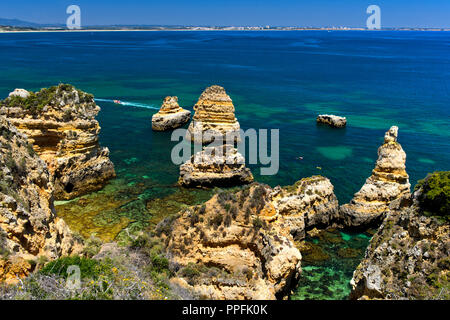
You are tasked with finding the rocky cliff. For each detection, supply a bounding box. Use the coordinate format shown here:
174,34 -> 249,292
0,117 -> 82,284
152,96 -> 191,131
186,86 -> 240,144
340,126 -> 411,227
163,176 -> 341,299
270,176 -> 340,239
350,171 -> 449,300
179,144 -> 254,188
163,184 -> 302,300
0,84 -> 115,200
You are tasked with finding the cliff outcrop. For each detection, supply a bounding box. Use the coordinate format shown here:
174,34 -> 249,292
186,86 -> 240,144
0,84 -> 115,200
179,144 -> 254,188
163,184 -> 301,300
0,117 -> 82,284
350,171 -> 449,300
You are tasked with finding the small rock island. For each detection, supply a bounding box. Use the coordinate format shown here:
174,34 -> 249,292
152,96 -> 191,131
317,114 -> 347,128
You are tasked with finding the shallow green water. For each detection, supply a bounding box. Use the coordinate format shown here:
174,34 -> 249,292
291,229 -> 372,300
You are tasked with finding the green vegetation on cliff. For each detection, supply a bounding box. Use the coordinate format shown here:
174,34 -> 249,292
1,84 -> 94,115
415,171 -> 450,221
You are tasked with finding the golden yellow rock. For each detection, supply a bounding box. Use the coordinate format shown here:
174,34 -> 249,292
0,117 -> 83,283
152,96 -> 191,131
0,84 -> 116,200
186,85 -> 240,144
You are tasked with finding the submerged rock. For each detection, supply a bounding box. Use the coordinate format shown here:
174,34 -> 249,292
0,84 -> 116,200
0,117 -> 82,284
350,173 -> 450,299
317,114 -> 347,128
340,126 -> 411,227
152,96 -> 191,131
186,85 -> 240,144
179,144 -> 254,188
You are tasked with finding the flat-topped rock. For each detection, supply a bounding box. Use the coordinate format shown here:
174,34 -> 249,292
317,114 -> 347,128
152,96 -> 191,131
179,144 -> 253,188
340,126 -> 411,227
186,86 -> 240,144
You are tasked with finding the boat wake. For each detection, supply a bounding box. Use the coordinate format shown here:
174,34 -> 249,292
95,98 -> 159,110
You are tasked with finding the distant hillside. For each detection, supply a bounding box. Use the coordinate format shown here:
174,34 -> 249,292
0,18 -> 64,28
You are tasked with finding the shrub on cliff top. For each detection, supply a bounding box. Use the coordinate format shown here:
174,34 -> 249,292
414,171 -> 450,221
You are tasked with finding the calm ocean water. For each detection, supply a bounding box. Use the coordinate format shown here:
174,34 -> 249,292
1,30 -> 448,299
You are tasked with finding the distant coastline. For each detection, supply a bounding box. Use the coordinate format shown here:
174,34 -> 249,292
1,26 -> 450,33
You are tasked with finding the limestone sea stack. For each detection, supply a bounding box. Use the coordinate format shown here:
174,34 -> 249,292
350,172 -> 449,300
179,144 -> 254,188
0,117 -> 82,284
0,84 -> 116,200
186,85 -> 240,144
163,184 -> 302,300
270,176 -> 340,239
317,114 -> 347,128
340,126 -> 411,227
152,96 -> 191,131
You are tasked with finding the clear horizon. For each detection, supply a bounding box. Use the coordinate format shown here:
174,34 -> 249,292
0,0 -> 449,28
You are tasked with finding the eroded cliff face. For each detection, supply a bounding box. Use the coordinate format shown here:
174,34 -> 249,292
0,84 -> 115,200
162,177 -> 340,299
152,96 -> 191,131
0,117 -> 82,284
179,144 -> 254,188
163,184 -> 301,300
340,126 -> 411,228
350,175 -> 449,300
186,85 -> 240,144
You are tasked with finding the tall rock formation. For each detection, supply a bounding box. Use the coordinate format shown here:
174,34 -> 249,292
163,184 -> 302,300
152,96 -> 191,131
186,86 -> 240,144
350,172 -> 449,300
340,126 -> 411,227
179,144 -> 254,188
0,84 -> 115,200
0,117 -> 82,284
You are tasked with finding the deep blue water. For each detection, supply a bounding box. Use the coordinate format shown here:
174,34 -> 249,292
0,30 -> 449,205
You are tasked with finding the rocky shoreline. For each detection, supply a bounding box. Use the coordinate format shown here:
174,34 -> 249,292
0,83 -> 448,300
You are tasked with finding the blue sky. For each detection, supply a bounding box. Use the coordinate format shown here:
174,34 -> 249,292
1,0 -> 449,27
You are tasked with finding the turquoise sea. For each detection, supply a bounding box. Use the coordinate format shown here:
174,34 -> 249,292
0,31 -> 449,299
